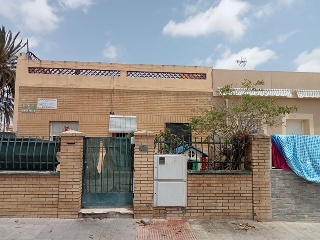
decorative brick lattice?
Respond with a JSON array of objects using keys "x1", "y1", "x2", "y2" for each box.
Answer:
[
  {"x1": 28, "y1": 67, "x2": 120, "y2": 77},
  {"x1": 127, "y1": 71, "x2": 206, "y2": 79}
]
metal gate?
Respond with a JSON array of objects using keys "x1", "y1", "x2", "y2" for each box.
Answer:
[{"x1": 82, "y1": 137, "x2": 134, "y2": 207}]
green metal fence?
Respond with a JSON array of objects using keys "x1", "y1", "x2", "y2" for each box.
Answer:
[
  {"x1": 155, "y1": 136, "x2": 249, "y2": 171},
  {"x1": 0, "y1": 132, "x2": 16, "y2": 138},
  {"x1": 0, "y1": 134, "x2": 60, "y2": 171},
  {"x1": 82, "y1": 137, "x2": 134, "y2": 207}
]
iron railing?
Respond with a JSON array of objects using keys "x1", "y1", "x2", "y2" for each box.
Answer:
[
  {"x1": 26, "y1": 51, "x2": 40, "y2": 60},
  {"x1": 154, "y1": 137, "x2": 249, "y2": 171},
  {"x1": 0, "y1": 134, "x2": 60, "y2": 171}
]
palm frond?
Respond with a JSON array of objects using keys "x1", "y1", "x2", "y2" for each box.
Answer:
[{"x1": 0, "y1": 25, "x2": 26, "y2": 125}]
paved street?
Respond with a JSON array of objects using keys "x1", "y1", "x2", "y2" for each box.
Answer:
[{"x1": 1, "y1": 218, "x2": 320, "y2": 240}]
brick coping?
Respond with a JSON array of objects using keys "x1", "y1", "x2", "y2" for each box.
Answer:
[{"x1": 187, "y1": 170, "x2": 252, "y2": 175}]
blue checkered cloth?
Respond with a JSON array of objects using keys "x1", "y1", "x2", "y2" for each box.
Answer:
[{"x1": 271, "y1": 135, "x2": 320, "y2": 183}]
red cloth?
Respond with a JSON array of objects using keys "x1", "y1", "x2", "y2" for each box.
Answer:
[{"x1": 272, "y1": 142, "x2": 291, "y2": 171}]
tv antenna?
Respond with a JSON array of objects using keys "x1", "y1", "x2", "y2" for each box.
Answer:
[{"x1": 235, "y1": 57, "x2": 247, "y2": 67}]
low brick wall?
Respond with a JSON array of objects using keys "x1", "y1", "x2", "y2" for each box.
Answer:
[
  {"x1": 271, "y1": 169, "x2": 320, "y2": 221},
  {"x1": 152, "y1": 173, "x2": 253, "y2": 219},
  {"x1": 186, "y1": 173, "x2": 253, "y2": 219},
  {"x1": 0, "y1": 172, "x2": 60, "y2": 217},
  {"x1": 134, "y1": 133, "x2": 271, "y2": 220},
  {"x1": 0, "y1": 131, "x2": 85, "y2": 219}
]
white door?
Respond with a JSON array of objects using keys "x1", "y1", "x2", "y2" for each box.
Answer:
[{"x1": 286, "y1": 119, "x2": 304, "y2": 135}]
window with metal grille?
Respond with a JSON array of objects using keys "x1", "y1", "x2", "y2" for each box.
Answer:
[{"x1": 112, "y1": 133, "x2": 129, "y2": 137}]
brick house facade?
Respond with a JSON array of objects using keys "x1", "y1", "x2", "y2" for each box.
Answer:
[
  {"x1": 14, "y1": 53, "x2": 320, "y2": 138},
  {"x1": 2, "y1": 53, "x2": 319, "y2": 221}
]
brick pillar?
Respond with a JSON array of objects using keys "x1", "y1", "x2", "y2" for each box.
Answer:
[
  {"x1": 58, "y1": 131, "x2": 85, "y2": 218},
  {"x1": 134, "y1": 130, "x2": 155, "y2": 219},
  {"x1": 249, "y1": 135, "x2": 272, "y2": 221}
]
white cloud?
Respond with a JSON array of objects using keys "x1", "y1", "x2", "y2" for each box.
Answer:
[
  {"x1": 103, "y1": 42, "x2": 119, "y2": 60},
  {"x1": 294, "y1": 48, "x2": 320, "y2": 72},
  {"x1": 194, "y1": 55, "x2": 215, "y2": 66},
  {"x1": 59, "y1": 0, "x2": 94, "y2": 13},
  {"x1": 254, "y1": 3, "x2": 273, "y2": 18},
  {"x1": 0, "y1": 0, "x2": 61, "y2": 34},
  {"x1": 163, "y1": 0, "x2": 250, "y2": 40},
  {"x1": 261, "y1": 30, "x2": 299, "y2": 48},
  {"x1": 0, "y1": 0, "x2": 93, "y2": 35},
  {"x1": 25, "y1": 36, "x2": 41, "y2": 49},
  {"x1": 255, "y1": 0, "x2": 298, "y2": 18},
  {"x1": 278, "y1": 0, "x2": 297, "y2": 6},
  {"x1": 0, "y1": 1, "x2": 16, "y2": 19},
  {"x1": 21, "y1": 0, "x2": 61, "y2": 33},
  {"x1": 184, "y1": 0, "x2": 213, "y2": 16},
  {"x1": 276, "y1": 30, "x2": 298, "y2": 43},
  {"x1": 196, "y1": 47, "x2": 277, "y2": 70}
]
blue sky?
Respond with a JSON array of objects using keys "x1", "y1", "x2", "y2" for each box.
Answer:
[{"x1": 1, "y1": 0, "x2": 320, "y2": 72}]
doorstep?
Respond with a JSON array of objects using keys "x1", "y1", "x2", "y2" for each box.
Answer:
[{"x1": 79, "y1": 206, "x2": 134, "y2": 219}]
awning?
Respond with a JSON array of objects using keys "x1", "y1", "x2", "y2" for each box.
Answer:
[
  {"x1": 109, "y1": 115, "x2": 137, "y2": 133},
  {"x1": 296, "y1": 90, "x2": 320, "y2": 98},
  {"x1": 218, "y1": 88, "x2": 292, "y2": 97}
]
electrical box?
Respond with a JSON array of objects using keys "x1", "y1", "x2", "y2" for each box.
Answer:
[{"x1": 153, "y1": 155, "x2": 187, "y2": 207}]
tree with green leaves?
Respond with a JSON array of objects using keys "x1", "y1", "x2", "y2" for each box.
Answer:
[
  {"x1": 0, "y1": 26, "x2": 26, "y2": 130},
  {"x1": 154, "y1": 128, "x2": 186, "y2": 154},
  {"x1": 190, "y1": 79, "x2": 297, "y2": 141},
  {"x1": 188, "y1": 79, "x2": 297, "y2": 170}
]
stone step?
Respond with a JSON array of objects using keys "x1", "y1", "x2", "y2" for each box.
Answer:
[{"x1": 79, "y1": 207, "x2": 134, "y2": 219}]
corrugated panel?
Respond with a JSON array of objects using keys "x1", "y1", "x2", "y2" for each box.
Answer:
[
  {"x1": 109, "y1": 115, "x2": 137, "y2": 133},
  {"x1": 218, "y1": 88, "x2": 292, "y2": 97},
  {"x1": 296, "y1": 90, "x2": 320, "y2": 98}
]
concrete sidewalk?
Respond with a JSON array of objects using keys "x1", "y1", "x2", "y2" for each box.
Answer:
[
  {"x1": 1, "y1": 218, "x2": 320, "y2": 240},
  {"x1": 0, "y1": 218, "x2": 136, "y2": 240},
  {"x1": 189, "y1": 219, "x2": 320, "y2": 240}
]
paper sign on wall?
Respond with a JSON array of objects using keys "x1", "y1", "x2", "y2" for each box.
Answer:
[{"x1": 37, "y1": 98, "x2": 57, "y2": 109}]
